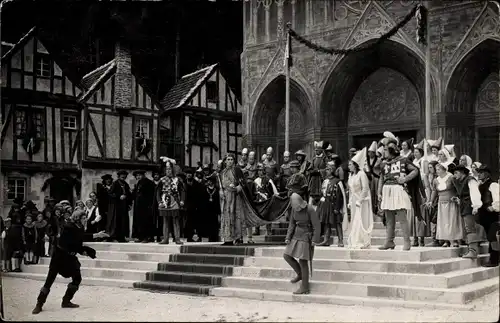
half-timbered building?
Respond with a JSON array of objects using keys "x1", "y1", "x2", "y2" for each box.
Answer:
[
  {"x1": 1, "y1": 27, "x2": 83, "y2": 214},
  {"x1": 77, "y1": 41, "x2": 161, "y2": 200},
  {"x1": 160, "y1": 64, "x2": 243, "y2": 168}
]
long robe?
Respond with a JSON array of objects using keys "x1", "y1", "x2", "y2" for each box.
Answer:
[
  {"x1": 132, "y1": 177, "x2": 156, "y2": 239},
  {"x1": 106, "y1": 179, "x2": 133, "y2": 240},
  {"x1": 183, "y1": 179, "x2": 205, "y2": 239},
  {"x1": 219, "y1": 166, "x2": 247, "y2": 241},
  {"x1": 199, "y1": 186, "x2": 220, "y2": 241},
  {"x1": 96, "y1": 183, "x2": 112, "y2": 231}
]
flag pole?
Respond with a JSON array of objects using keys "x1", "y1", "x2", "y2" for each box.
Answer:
[{"x1": 285, "y1": 23, "x2": 291, "y2": 153}]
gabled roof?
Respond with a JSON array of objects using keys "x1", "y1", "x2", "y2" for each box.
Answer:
[
  {"x1": 1, "y1": 26, "x2": 37, "y2": 64},
  {"x1": 160, "y1": 63, "x2": 218, "y2": 111},
  {"x1": 77, "y1": 59, "x2": 117, "y2": 103}
]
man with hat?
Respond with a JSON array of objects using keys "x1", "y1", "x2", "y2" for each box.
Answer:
[
  {"x1": 131, "y1": 170, "x2": 156, "y2": 243},
  {"x1": 184, "y1": 166, "x2": 205, "y2": 242},
  {"x1": 476, "y1": 164, "x2": 499, "y2": 266},
  {"x1": 96, "y1": 174, "x2": 113, "y2": 232},
  {"x1": 106, "y1": 170, "x2": 132, "y2": 243},
  {"x1": 32, "y1": 210, "x2": 109, "y2": 315},
  {"x1": 295, "y1": 150, "x2": 311, "y2": 177},
  {"x1": 378, "y1": 131, "x2": 422, "y2": 251},
  {"x1": 450, "y1": 164, "x2": 487, "y2": 259},
  {"x1": 284, "y1": 160, "x2": 308, "y2": 200},
  {"x1": 308, "y1": 141, "x2": 329, "y2": 204}
]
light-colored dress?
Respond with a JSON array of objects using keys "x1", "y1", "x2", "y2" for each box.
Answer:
[
  {"x1": 435, "y1": 174, "x2": 464, "y2": 240},
  {"x1": 347, "y1": 171, "x2": 374, "y2": 249}
]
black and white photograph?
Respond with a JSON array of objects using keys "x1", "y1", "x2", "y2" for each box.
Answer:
[{"x1": 0, "y1": 0, "x2": 499, "y2": 321}]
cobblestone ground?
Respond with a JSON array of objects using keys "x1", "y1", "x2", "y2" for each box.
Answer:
[{"x1": 3, "y1": 278, "x2": 499, "y2": 322}]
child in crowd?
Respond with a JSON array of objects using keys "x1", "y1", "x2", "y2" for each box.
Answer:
[
  {"x1": 3, "y1": 215, "x2": 24, "y2": 272},
  {"x1": 84, "y1": 198, "x2": 101, "y2": 236},
  {"x1": 74, "y1": 200, "x2": 86, "y2": 211},
  {"x1": 22, "y1": 214, "x2": 38, "y2": 265},
  {"x1": 34, "y1": 213, "x2": 48, "y2": 263}
]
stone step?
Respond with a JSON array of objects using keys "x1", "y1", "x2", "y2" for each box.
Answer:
[
  {"x1": 257, "y1": 236, "x2": 434, "y2": 245},
  {"x1": 220, "y1": 276, "x2": 499, "y2": 304},
  {"x1": 179, "y1": 245, "x2": 256, "y2": 256},
  {"x1": 4, "y1": 272, "x2": 135, "y2": 288},
  {"x1": 133, "y1": 280, "x2": 214, "y2": 295},
  {"x1": 158, "y1": 262, "x2": 235, "y2": 275},
  {"x1": 209, "y1": 287, "x2": 474, "y2": 310},
  {"x1": 146, "y1": 271, "x2": 225, "y2": 285},
  {"x1": 37, "y1": 257, "x2": 159, "y2": 271},
  {"x1": 20, "y1": 264, "x2": 147, "y2": 281},
  {"x1": 85, "y1": 242, "x2": 183, "y2": 253},
  {"x1": 169, "y1": 253, "x2": 247, "y2": 266},
  {"x1": 231, "y1": 265, "x2": 498, "y2": 289},
  {"x1": 269, "y1": 228, "x2": 403, "y2": 236},
  {"x1": 254, "y1": 245, "x2": 490, "y2": 262},
  {"x1": 243, "y1": 255, "x2": 489, "y2": 274},
  {"x1": 90, "y1": 250, "x2": 173, "y2": 262},
  {"x1": 373, "y1": 222, "x2": 402, "y2": 230}
]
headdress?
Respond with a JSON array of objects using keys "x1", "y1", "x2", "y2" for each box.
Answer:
[
  {"x1": 261, "y1": 154, "x2": 267, "y2": 161},
  {"x1": 283, "y1": 151, "x2": 290, "y2": 157},
  {"x1": 438, "y1": 148, "x2": 455, "y2": 166},
  {"x1": 460, "y1": 155, "x2": 473, "y2": 169},
  {"x1": 402, "y1": 138, "x2": 414, "y2": 149},
  {"x1": 376, "y1": 146, "x2": 384, "y2": 156},
  {"x1": 380, "y1": 131, "x2": 399, "y2": 153},
  {"x1": 290, "y1": 193, "x2": 307, "y2": 212},
  {"x1": 325, "y1": 161, "x2": 336, "y2": 171},
  {"x1": 368, "y1": 141, "x2": 377, "y2": 152},
  {"x1": 427, "y1": 137, "x2": 443, "y2": 150},
  {"x1": 241, "y1": 148, "x2": 249, "y2": 155},
  {"x1": 443, "y1": 144, "x2": 456, "y2": 158},
  {"x1": 295, "y1": 150, "x2": 306, "y2": 156},
  {"x1": 314, "y1": 141, "x2": 324, "y2": 149},
  {"x1": 325, "y1": 144, "x2": 333, "y2": 152},
  {"x1": 257, "y1": 163, "x2": 264, "y2": 170},
  {"x1": 322, "y1": 141, "x2": 330, "y2": 150},
  {"x1": 414, "y1": 139, "x2": 425, "y2": 151},
  {"x1": 248, "y1": 151, "x2": 256, "y2": 158},
  {"x1": 266, "y1": 147, "x2": 273, "y2": 154},
  {"x1": 453, "y1": 164, "x2": 470, "y2": 175},
  {"x1": 472, "y1": 161, "x2": 482, "y2": 169},
  {"x1": 477, "y1": 164, "x2": 491, "y2": 174},
  {"x1": 351, "y1": 147, "x2": 367, "y2": 168},
  {"x1": 117, "y1": 170, "x2": 129, "y2": 176},
  {"x1": 132, "y1": 170, "x2": 146, "y2": 177},
  {"x1": 289, "y1": 160, "x2": 301, "y2": 168},
  {"x1": 160, "y1": 156, "x2": 177, "y2": 176}
]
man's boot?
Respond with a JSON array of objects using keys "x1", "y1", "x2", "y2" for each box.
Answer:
[
  {"x1": 159, "y1": 219, "x2": 170, "y2": 244},
  {"x1": 462, "y1": 242, "x2": 479, "y2": 259},
  {"x1": 283, "y1": 254, "x2": 302, "y2": 283},
  {"x1": 400, "y1": 211, "x2": 412, "y2": 251},
  {"x1": 336, "y1": 223, "x2": 344, "y2": 247},
  {"x1": 61, "y1": 283, "x2": 79, "y2": 308},
  {"x1": 419, "y1": 237, "x2": 425, "y2": 247},
  {"x1": 173, "y1": 218, "x2": 183, "y2": 245},
  {"x1": 379, "y1": 211, "x2": 396, "y2": 250},
  {"x1": 293, "y1": 260, "x2": 310, "y2": 294},
  {"x1": 317, "y1": 225, "x2": 331, "y2": 246},
  {"x1": 483, "y1": 243, "x2": 499, "y2": 267},
  {"x1": 412, "y1": 236, "x2": 419, "y2": 247},
  {"x1": 32, "y1": 287, "x2": 50, "y2": 314}
]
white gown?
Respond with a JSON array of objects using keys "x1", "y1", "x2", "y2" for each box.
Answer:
[{"x1": 347, "y1": 171, "x2": 374, "y2": 249}]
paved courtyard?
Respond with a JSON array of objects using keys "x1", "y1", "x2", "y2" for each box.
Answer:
[{"x1": 3, "y1": 278, "x2": 499, "y2": 322}]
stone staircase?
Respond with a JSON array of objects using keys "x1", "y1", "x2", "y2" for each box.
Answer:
[
  {"x1": 255, "y1": 221, "x2": 434, "y2": 245},
  {"x1": 5, "y1": 242, "x2": 182, "y2": 288},
  {"x1": 210, "y1": 244, "x2": 499, "y2": 310},
  {"x1": 133, "y1": 245, "x2": 258, "y2": 295}
]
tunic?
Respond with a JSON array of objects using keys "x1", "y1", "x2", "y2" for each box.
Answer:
[
  {"x1": 285, "y1": 173, "x2": 308, "y2": 199},
  {"x1": 244, "y1": 162, "x2": 258, "y2": 193},
  {"x1": 317, "y1": 177, "x2": 344, "y2": 225},
  {"x1": 434, "y1": 174, "x2": 463, "y2": 241},
  {"x1": 132, "y1": 177, "x2": 156, "y2": 238},
  {"x1": 284, "y1": 205, "x2": 321, "y2": 260},
  {"x1": 85, "y1": 206, "x2": 101, "y2": 235},
  {"x1": 253, "y1": 176, "x2": 279, "y2": 202},
  {"x1": 366, "y1": 156, "x2": 381, "y2": 215},
  {"x1": 308, "y1": 154, "x2": 327, "y2": 197},
  {"x1": 156, "y1": 176, "x2": 185, "y2": 217},
  {"x1": 263, "y1": 159, "x2": 279, "y2": 181},
  {"x1": 22, "y1": 223, "x2": 37, "y2": 252},
  {"x1": 219, "y1": 166, "x2": 246, "y2": 242},
  {"x1": 279, "y1": 162, "x2": 292, "y2": 192}
]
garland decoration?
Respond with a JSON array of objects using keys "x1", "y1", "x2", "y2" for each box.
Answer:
[{"x1": 287, "y1": 4, "x2": 420, "y2": 56}]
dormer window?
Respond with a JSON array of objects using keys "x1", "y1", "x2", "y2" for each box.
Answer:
[
  {"x1": 206, "y1": 81, "x2": 218, "y2": 102},
  {"x1": 36, "y1": 53, "x2": 51, "y2": 78}
]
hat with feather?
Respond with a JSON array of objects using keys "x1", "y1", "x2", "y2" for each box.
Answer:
[
  {"x1": 380, "y1": 131, "x2": 399, "y2": 153},
  {"x1": 322, "y1": 141, "x2": 330, "y2": 150}
]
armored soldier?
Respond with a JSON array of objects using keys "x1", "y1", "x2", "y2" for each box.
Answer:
[
  {"x1": 280, "y1": 151, "x2": 292, "y2": 192},
  {"x1": 238, "y1": 148, "x2": 249, "y2": 169},
  {"x1": 263, "y1": 147, "x2": 279, "y2": 181}
]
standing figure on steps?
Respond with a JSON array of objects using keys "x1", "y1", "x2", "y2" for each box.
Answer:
[
  {"x1": 131, "y1": 170, "x2": 156, "y2": 243},
  {"x1": 279, "y1": 151, "x2": 292, "y2": 193},
  {"x1": 308, "y1": 141, "x2": 329, "y2": 204},
  {"x1": 283, "y1": 193, "x2": 321, "y2": 295},
  {"x1": 156, "y1": 158, "x2": 185, "y2": 245},
  {"x1": 32, "y1": 210, "x2": 108, "y2": 315},
  {"x1": 378, "y1": 132, "x2": 420, "y2": 251},
  {"x1": 106, "y1": 170, "x2": 133, "y2": 243},
  {"x1": 263, "y1": 147, "x2": 279, "y2": 182},
  {"x1": 238, "y1": 148, "x2": 249, "y2": 169},
  {"x1": 317, "y1": 162, "x2": 345, "y2": 247}
]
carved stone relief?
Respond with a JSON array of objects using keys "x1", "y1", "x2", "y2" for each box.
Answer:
[
  {"x1": 475, "y1": 73, "x2": 500, "y2": 112},
  {"x1": 277, "y1": 102, "x2": 305, "y2": 134},
  {"x1": 349, "y1": 67, "x2": 420, "y2": 126},
  {"x1": 346, "y1": 4, "x2": 393, "y2": 48},
  {"x1": 444, "y1": 5, "x2": 499, "y2": 76}
]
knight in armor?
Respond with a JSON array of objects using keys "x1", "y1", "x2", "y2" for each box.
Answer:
[
  {"x1": 279, "y1": 151, "x2": 292, "y2": 192},
  {"x1": 317, "y1": 161, "x2": 345, "y2": 247},
  {"x1": 308, "y1": 141, "x2": 329, "y2": 204},
  {"x1": 156, "y1": 159, "x2": 185, "y2": 245},
  {"x1": 476, "y1": 165, "x2": 499, "y2": 267},
  {"x1": 238, "y1": 148, "x2": 249, "y2": 169},
  {"x1": 244, "y1": 151, "x2": 258, "y2": 192},
  {"x1": 378, "y1": 132, "x2": 422, "y2": 251},
  {"x1": 263, "y1": 147, "x2": 279, "y2": 181},
  {"x1": 32, "y1": 210, "x2": 108, "y2": 315}
]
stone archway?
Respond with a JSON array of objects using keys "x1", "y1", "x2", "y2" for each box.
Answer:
[
  {"x1": 250, "y1": 75, "x2": 314, "y2": 162},
  {"x1": 319, "y1": 39, "x2": 432, "y2": 158},
  {"x1": 445, "y1": 39, "x2": 500, "y2": 178}
]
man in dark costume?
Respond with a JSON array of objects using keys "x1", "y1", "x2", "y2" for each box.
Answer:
[
  {"x1": 308, "y1": 141, "x2": 329, "y2": 204},
  {"x1": 199, "y1": 174, "x2": 221, "y2": 242},
  {"x1": 476, "y1": 165, "x2": 499, "y2": 267},
  {"x1": 285, "y1": 160, "x2": 309, "y2": 199},
  {"x1": 132, "y1": 170, "x2": 156, "y2": 243},
  {"x1": 184, "y1": 167, "x2": 204, "y2": 242},
  {"x1": 279, "y1": 151, "x2": 292, "y2": 192},
  {"x1": 263, "y1": 146, "x2": 279, "y2": 182},
  {"x1": 32, "y1": 210, "x2": 108, "y2": 315},
  {"x1": 106, "y1": 170, "x2": 133, "y2": 242},
  {"x1": 96, "y1": 174, "x2": 113, "y2": 232},
  {"x1": 151, "y1": 170, "x2": 162, "y2": 242}
]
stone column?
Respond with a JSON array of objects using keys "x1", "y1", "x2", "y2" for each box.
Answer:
[
  {"x1": 114, "y1": 40, "x2": 133, "y2": 112},
  {"x1": 264, "y1": 0, "x2": 272, "y2": 42},
  {"x1": 252, "y1": 0, "x2": 258, "y2": 43},
  {"x1": 291, "y1": 0, "x2": 296, "y2": 29}
]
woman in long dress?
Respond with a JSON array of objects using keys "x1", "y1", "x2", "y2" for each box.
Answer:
[
  {"x1": 347, "y1": 148, "x2": 374, "y2": 249},
  {"x1": 412, "y1": 145, "x2": 430, "y2": 246},
  {"x1": 428, "y1": 163, "x2": 463, "y2": 247}
]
